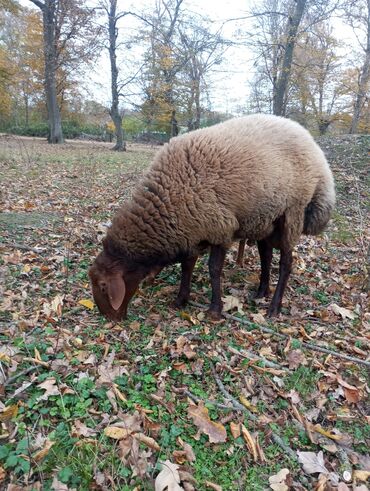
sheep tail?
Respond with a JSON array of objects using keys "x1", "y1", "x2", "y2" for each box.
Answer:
[{"x1": 303, "y1": 174, "x2": 335, "y2": 235}]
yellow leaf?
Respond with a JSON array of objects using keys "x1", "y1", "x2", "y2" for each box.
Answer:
[
  {"x1": 230, "y1": 422, "x2": 241, "y2": 439},
  {"x1": 0, "y1": 353, "x2": 10, "y2": 364},
  {"x1": 0, "y1": 404, "x2": 19, "y2": 422},
  {"x1": 34, "y1": 347, "x2": 42, "y2": 361},
  {"x1": 0, "y1": 464, "x2": 5, "y2": 484},
  {"x1": 179, "y1": 311, "x2": 197, "y2": 325},
  {"x1": 33, "y1": 440, "x2": 54, "y2": 462},
  {"x1": 241, "y1": 425, "x2": 258, "y2": 462},
  {"x1": 239, "y1": 396, "x2": 258, "y2": 413},
  {"x1": 104, "y1": 426, "x2": 130, "y2": 440},
  {"x1": 112, "y1": 384, "x2": 128, "y2": 403},
  {"x1": 23, "y1": 264, "x2": 31, "y2": 273},
  {"x1": 353, "y1": 470, "x2": 370, "y2": 482},
  {"x1": 78, "y1": 299, "x2": 95, "y2": 310}
]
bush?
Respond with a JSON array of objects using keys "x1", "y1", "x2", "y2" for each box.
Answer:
[{"x1": 5, "y1": 122, "x2": 106, "y2": 140}]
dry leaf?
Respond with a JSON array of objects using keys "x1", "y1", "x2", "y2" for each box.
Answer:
[
  {"x1": 188, "y1": 402, "x2": 227, "y2": 444},
  {"x1": 155, "y1": 460, "x2": 184, "y2": 491},
  {"x1": 353, "y1": 470, "x2": 370, "y2": 482},
  {"x1": 241, "y1": 425, "x2": 258, "y2": 462},
  {"x1": 33, "y1": 439, "x2": 54, "y2": 462},
  {"x1": 230, "y1": 422, "x2": 241, "y2": 439},
  {"x1": 78, "y1": 298, "x2": 95, "y2": 310},
  {"x1": 37, "y1": 378, "x2": 60, "y2": 401},
  {"x1": 329, "y1": 303, "x2": 356, "y2": 320},
  {"x1": 268, "y1": 468, "x2": 290, "y2": 491},
  {"x1": 297, "y1": 450, "x2": 328, "y2": 475},
  {"x1": 250, "y1": 312, "x2": 265, "y2": 324},
  {"x1": 134, "y1": 432, "x2": 160, "y2": 451},
  {"x1": 287, "y1": 350, "x2": 307, "y2": 369},
  {"x1": 71, "y1": 420, "x2": 97, "y2": 438},
  {"x1": 222, "y1": 295, "x2": 244, "y2": 314},
  {"x1": 0, "y1": 465, "x2": 6, "y2": 484},
  {"x1": 0, "y1": 404, "x2": 18, "y2": 422},
  {"x1": 205, "y1": 481, "x2": 223, "y2": 491},
  {"x1": 179, "y1": 311, "x2": 197, "y2": 325},
  {"x1": 104, "y1": 426, "x2": 130, "y2": 440}
]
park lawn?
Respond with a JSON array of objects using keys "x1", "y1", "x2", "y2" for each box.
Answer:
[{"x1": 0, "y1": 134, "x2": 369, "y2": 490}]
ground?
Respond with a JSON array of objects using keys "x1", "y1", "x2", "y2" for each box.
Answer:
[{"x1": 0, "y1": 133, "x2": 369, "y2": 491}]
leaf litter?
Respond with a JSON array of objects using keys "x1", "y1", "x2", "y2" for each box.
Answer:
[{"x1": 0, "y1": 135, "x2": 369, "y2": 490}]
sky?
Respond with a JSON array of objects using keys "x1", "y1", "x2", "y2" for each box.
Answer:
[
  {"x1": 23, "y1": 0, "x2": 359, "y2": 115},
  {"x1": 86, "y1": 0, "x2": 254, "y2": 113}
]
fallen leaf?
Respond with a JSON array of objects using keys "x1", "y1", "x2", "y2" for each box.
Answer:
[
  {"x1": 286, "y1": 350, "x2": 307, "y2": 369},
  {"x1": 104, "y1": 426, "x2": 130, "y2": 440},
  {"x1": 71, "y1": 420, "x2": 97, "y2": 438},
  {"x1": 230, "y1": 422, "x2": 241, "y2": 439},
  {"x1": 155, "y1": 460, "x2": 184, "y2": 491},
  {"x1": 179, "y1": 311, "x2": 197, "y2": 325},
  {"x1": 0, "y1": 465, "x2": 5, "y2": 484},
  {"x1": 188, "y1": 402, "x2": 227, "y2": 443},
  {"x1": 0, "y1": 404, "x2": 18, "y2": 422},
  {"x1": 33, "y1": 439, "x2": 54, "y2": 462},
  {"x1": 268, "y1": 468, "x2": 290, "y2": 491},
  {"x1": 353, "y1": 470, "x2": 370, "y2": 482},
  {"x1": 37, "y1": 378, "x2": 60, "y2": 401},
  {"x1": 78, "y1": 298, "x2": 95, "y2": 310},
  {"x1": 134, "y1": 432, "x2": 160, "y2": 451},
  {"x1": 241, "y1": 425, "x2": 258, "y2": 462},
  {"x1": 205, "y1": 481, "x2": 222, "y2": 491},
  {"x1": 250, "y1": 312, "x2": 265, "y2": 324},
  {"x1": 222, "y1": 295, "x2": 244, "y2": 314},
  {"x1": 297, "y1": 450, "x2": 328, "y2": 475},
  {"x1": 329, "y1": 303, "x2": 356, "y2": 320}
]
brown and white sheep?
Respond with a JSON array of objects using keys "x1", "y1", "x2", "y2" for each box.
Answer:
[{"x1": 89, "y1": 114, "x2": 335, "y2": 321}]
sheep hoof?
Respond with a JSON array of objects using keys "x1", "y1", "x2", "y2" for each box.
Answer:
[
  {"x1": 267, "y1": 305, "x2": 280, "y2": 317},
  {"x1": 255, "y1": 287, "x2": 270, "y2": 299},
  {"x1": 172, "y1": 297, "x2": 189, "y2": 309},
  {"x1": 206, "y1": 309, "x2": 223, "y2": 321}
]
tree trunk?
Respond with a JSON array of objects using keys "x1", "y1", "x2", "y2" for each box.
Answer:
[
  {"x1": 273, "y1": 0, "x2": 307, "y2": 116},
  {"x1": 42, "y1": 0, "x2": 64, "y2": 143},
  {"x1": 108, "y1": 0, "x2": 126, "y2": 151},
  {"x1": 350, "y1": 1, "x2": 370, "y2": 134}
]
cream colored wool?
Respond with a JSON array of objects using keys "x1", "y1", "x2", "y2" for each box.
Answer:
[{"x1": 108, "y1": 114, "x2": 335, "y2": 262}]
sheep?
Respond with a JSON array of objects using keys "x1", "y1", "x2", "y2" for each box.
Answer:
[{"x1": 89, "y1": 114, "x2": 335, "y2": 321}]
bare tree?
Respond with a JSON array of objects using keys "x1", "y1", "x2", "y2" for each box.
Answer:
[
  {"x1": 99, "y1": 0, "x2": 127, "y2": 150},
  {"x1": 343, "y1": 0, "x2": 370, "y2": 133},
  {"x1": 248, "y1": 0, "x2": 340, "y2": 117},
  {"x1": 179, "y1": 17, "x2": 228, "y2": 130}
]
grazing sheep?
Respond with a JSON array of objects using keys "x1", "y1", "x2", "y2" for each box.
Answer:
[{"x1": 89, "y1": 114, "x2": 335, "y2": 321}]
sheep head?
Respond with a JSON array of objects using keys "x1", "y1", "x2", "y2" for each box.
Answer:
[{"x1": 89, "y1": 250, "x2": 147, "y2": 321}]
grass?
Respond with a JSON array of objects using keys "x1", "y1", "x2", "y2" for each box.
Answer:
[{"x1": 0, "y1": 134, "x2": 369, "y2": 490}]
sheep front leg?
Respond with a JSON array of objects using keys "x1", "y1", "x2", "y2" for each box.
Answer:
[
  {"x1": 267, "y1": 248, "x2": 293, "y2": 316},
  {"x1": 208, "y1": 245, "x2": 226, "y2": 320},
  {"x1": 173, "y1": 256, "x2": 198, "y2": 308},
  {"x1": 256, "y1": 238, "x2": 273, "y2": 298}
]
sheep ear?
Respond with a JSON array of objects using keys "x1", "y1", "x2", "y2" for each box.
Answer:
[{"x1": 107, "y1": 273, "x2": 126, "y2": 311}]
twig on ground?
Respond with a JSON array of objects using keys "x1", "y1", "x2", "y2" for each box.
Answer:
[
  {"x1": 1, "y1": 242, "x2": 46, "y2": 254},
  {"x1": 4, "y1": 366, "x2": 39, "y2": 387},
  {"x1": 228, "y1": 345, "x2": 288, "y2": 371},
  {"x1": 189, "y1": 301, "x2": 370, "y2": 368}
]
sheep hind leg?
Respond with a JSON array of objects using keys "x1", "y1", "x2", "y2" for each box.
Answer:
[
  {"x1": 255, "y1": 238, "x2": 273, "y2": 298},
  {"x1": 173, "y1": 256, "x2": 198, "y2": 308},
  {"x1": 267, "y1": 246, "x2": 293, "y2": 317},
  {"x1": 207, "y1": 244, "x2": 227, "y2": 320},
  {"x1": 236, "y1": 239, "x2": 246, "y2": 266}
]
